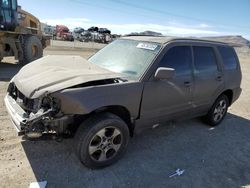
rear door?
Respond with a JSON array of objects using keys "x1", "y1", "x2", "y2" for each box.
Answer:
[
  {"x1": 140, "y1": 45, "x2": 194, "y2": 123},
  {"x1": 192, "y1": 45, "x2": 225, "y2": 111}
]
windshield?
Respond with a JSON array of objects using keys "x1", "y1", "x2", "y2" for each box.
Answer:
[
  {"x1": 89, "y1": 39, "x2": 161, "y2": 78},
  {"x1": 1, "y1": 0, "x2": 11, "y2": 8}
]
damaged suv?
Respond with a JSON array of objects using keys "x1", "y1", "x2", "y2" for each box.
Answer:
[{"x1": 4, "y1": 36, "x2": 242, "y2": 168}]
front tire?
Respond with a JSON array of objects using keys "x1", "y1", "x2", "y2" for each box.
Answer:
[
  {"x1": 75, "y1": 113, "x2": 130, "y2": 169},
  {"x1": 204, "y1": 95, "x2": 229, "y2": 126}
]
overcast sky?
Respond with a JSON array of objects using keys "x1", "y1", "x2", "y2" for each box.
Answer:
[{"x1": 19, "y1": 0, "x2": 250, "y2": 39}]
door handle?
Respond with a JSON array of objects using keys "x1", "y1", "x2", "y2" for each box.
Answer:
[
  {"x1": 184, "y1": 81, "x2": 191, "y2": 87},
  {"x1": 216, "y1": 76, "x2": 222, "y2": 81}
]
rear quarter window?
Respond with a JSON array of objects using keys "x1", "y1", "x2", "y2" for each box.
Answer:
[{"x1": 218, "y1": 46, "x2": 238, "y2": 70}]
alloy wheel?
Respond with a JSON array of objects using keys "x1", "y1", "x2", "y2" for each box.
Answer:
[
  {"x1": 213, "y1": 99, "x2": 227, "y2": 122},
  {"x1": 88, "y1": 126, "x2": 122, "y2": 162}
]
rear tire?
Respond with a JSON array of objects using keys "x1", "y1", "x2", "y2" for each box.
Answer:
[
  {"x1": 74, "y1": 113, "x2": 130, "y2": 169},
  {"x1": 204, "y1": 95, "x2": 229, "y2": 126},
  {"x1": 22, "y1": 36, "x2": 43, "y2": 64}
]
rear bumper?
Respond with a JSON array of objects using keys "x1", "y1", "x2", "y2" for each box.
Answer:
[{"x1": 4, "y1": 94, "x2": 26, "y2": 136}]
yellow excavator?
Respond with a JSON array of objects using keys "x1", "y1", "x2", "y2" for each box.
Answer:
[{"x1": 0, "y1": 0, "x2": 49, "y2": 64}]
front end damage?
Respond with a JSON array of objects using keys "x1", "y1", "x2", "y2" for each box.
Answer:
[{"x1": 4, "y1": 82, "x2": 72, "y2": 138}]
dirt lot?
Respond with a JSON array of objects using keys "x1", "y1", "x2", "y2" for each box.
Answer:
[{"x1": 0, "y1": 43, "x2": 250, "y2": 188}]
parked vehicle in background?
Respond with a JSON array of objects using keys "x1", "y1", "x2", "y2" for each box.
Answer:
[
  {"x1": 0, "y1": 0, "x2": 50, "y2": 64},
  {"x1": 55, "y1": 25, "x2": 74, "y2": 41},
  {"x1": 73, "y1": 27, "x2": 84, "y2": 41},
  {"x1": 88, "y1": 26, "x2": 99, "y2": 32},
  {"x1": 90, "y1": 32, "x2": 112, "y2": 43},
  {"x1": 98, "y1": 28, "x2": 111, "y2": 34},
  {"x1": 41, "y1": 23, "x2": 56, "y2": 36},
  {"x1": 4, "y1": 36, "x2": 242, "y2": 169},
  {"x1": 73, "y1": 26, "x2": 112, "y2": 43}
]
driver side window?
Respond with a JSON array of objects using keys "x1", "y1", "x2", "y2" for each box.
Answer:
[{"x1": 158, "y1": 46, "x2": 192, "y2": 76}]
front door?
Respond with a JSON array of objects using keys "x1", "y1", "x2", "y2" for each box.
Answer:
[{"x1": 140, "y1": 45, "x2": 193, "y2": 124}]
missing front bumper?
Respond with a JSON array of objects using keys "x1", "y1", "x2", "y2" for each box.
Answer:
[
  {"x1": 4, "y1": 94, "x2": 52, "y2": 136},
  {"x1": 4, "y1": 95, "x2": 26, "y2": 136},
  {"x1": 4, "y1": 94, "x2": 73, "y2": 137}
]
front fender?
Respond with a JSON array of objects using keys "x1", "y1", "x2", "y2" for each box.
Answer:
[{"x1": 52, "y1": 82, "x2": 143, "y2": 118}]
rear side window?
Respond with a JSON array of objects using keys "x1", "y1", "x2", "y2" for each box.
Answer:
[
  {"x1": 159, "y1": 46, "x2": 192, "y2": 75},
  {"x1": 218, "y1": 46, "x2": 238, "y2": 70},
  {"x1": 193, "y1": 46, "x2": 218, "y2": 73}
]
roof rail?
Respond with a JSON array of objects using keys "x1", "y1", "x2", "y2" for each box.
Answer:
[{"x1": 124, "y1": 34, "x2": 163, "y2": 37}]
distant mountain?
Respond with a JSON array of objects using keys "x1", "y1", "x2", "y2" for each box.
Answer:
[
  {"x1": 202, "y1": 35, "x2": 250, "y2": 47},
  {"x1": 126, "y1": 30, "x2": 163, "y2": 36}
]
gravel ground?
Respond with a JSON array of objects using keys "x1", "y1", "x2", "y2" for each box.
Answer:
[{"x1": 0, "y1": 44, "x2": 250, "y2": 188}]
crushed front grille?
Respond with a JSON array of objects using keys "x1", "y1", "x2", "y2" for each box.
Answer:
[{"x1": 9, "y1": 83, "x2": 36, "y2": 112}]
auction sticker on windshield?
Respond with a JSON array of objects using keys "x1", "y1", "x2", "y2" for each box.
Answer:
[{"x1": 136, "y1": 43, "x2": 158, "y2": 51}]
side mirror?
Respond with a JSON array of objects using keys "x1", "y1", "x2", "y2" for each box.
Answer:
[{"x1": 154, "y1": 67, "x2": 175, "y2": 80}]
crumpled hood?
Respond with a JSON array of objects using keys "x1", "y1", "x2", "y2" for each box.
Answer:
[{"x1": 13, "y1": 55, "x2": 122, "y2": 99}]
